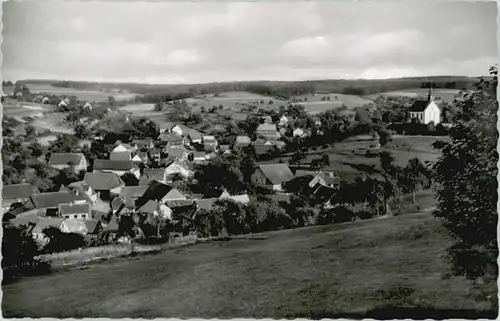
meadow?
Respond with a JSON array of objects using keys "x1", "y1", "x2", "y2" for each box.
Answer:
[
  {"x1": 25, "y1": 83, "x2": 138, "y2": 102},
  {"x1": 3, "y1": 210, "x2": 495, "y2": 318}
]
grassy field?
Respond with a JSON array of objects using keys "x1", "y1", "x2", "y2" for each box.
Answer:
[
  {"x1": 25, "y1": 83, "x2": 137, "y2": 102},
  {"x1": 3, "y1": 211, "x2": 496, "y2": 318}
]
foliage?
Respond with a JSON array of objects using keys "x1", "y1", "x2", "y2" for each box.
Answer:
[
  {"x1": 2, "y1": 225, "x2": 50, "y2": 284},
  {"x1": 432, "y1": 66, "x2": 498, "y2": 280},
  {"x1": 42, "y1": 227, "x2": 86, "y2": 254}
]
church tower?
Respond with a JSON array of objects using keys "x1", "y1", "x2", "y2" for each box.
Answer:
[{"x1": 427, "y1": 87, "x2": 433, "y2": 102}]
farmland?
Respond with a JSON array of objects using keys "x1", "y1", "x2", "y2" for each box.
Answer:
[
  {"x1": 366, "y1": 88, "x2": 467, "y2": 104},
  {"x1": 3, "y1": 210, "x2": 496, "y2": 318},
  {"x1": 24, "y1": 83, "x2": 138, "y2": 102}
]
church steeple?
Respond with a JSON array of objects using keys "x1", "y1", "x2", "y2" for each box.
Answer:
[{"x1": 427, "y1": 87, "x2": 433, "y2": 102}]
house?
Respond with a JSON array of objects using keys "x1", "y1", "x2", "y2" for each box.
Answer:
[
  {"x1": 218, "y1": 190, "x2": 250, "y2": 205},
  {"x1": 110, "y1": 151, "x2": 132, "y2": 161},
  {"x1": 309, "y1": 172, "x2": 340, "y2": 189},
  {"x1": 83, "y1": 102, "x2": 93, "y2": 110},
  {"x1": 252, "y1": 164, "x2": 294, "y2": 191},
  {"x1": 29, "y1": 191, "x2": 88, "y2": 216},
  {"x1": 2, "y1": 184, "x2": 39, "y2": 213},
  {"x1": 203, "y1": 136, "x2": 218, "y2": 151},
  {"x1": 256, "y1": 123, "x2": 280, "y2": 141},
  {"x1": 234, "y1": 135, "x2": 251, "y2": 148},
  {"x1": 158, "y1": 132, "x2": 185, "y2": 147},
  {"x1": 171, "y1": 125, "x2": 202, "y2": 145},
  {"x1": 132, "y1": 151, "x2": 149, "y2": 164},
  {"x1": 83, "y1": 172, "x2": 125, "y2": 199},
  {"x1": 409, "y1": 89, "x2": 441, "y2": 125},
  {"x1": 137, "y1": 200, "x2": 173, "y2": 219},
  {"x1": 165, "y1": 161, "x2": 193, "y2": 181},
  {"x1": 60, "y1": 218, "x2": 101, "y2": 235},
  {"x1": 58, "y1": 202, "x2": 92, "y2": 220},
  {"x1": 67, "y1": 181, "x2": 98, "y2": 204},
  {"x1": 135, "y1": 181, "x2": 183, "y2": 210},
  {"x1": 49, "y1": 153, "x2": 88, "y2": 173},
  {"x1": 193, "y1": 151, "x2": 207, "y2": 164},
  {"x1": 8, "y1": 209, "x2": 47, "y2": 228},
  {"x1": 112, "y1": 142, "x2": 134, "y2": 153},
  {"x1": 119, "y1": 186, "x2": 149, "y2": 201},
  {"x1": 132, "y1": 138, "x2": 154, "y2": 150},
  {"x1": 279, "y1": 115, "x2": 290, "y2": 127},
  {"x1": 58, "y1": 98, "x2": 70, "y2": 108},
  {"x1": 166, "y1": 146, "x2": 189, "y2": 162},
  {"x1": 149, "y1": 148, "x2": 162, "y2": 162},
  {"x1": 194, "y1": 198, "x2": 218, "y2": 212},
  {"x1": 141, "y1": 168, "x2": 167, "y2": 184},
  {"x1": 93, "y1": 159, "x2": 139, "y2": 178},
  {"x1": 158, "y1": 121, "x2": 176, "y2": 134},
  {"x1": 293, "y1": 128, "x2": 307, "y2": 138}
]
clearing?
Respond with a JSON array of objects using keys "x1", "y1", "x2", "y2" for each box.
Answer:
[{"x1": 2, "y1": 211, "x2": 496, "y2": 318}]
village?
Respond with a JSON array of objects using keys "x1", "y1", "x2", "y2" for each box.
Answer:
[{"x1": 2, "y1": 82, "x2": 451, "y2": 253}]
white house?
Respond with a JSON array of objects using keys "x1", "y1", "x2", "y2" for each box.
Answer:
[
  {"x1": 409, "y1": 90, "x2": 441, "y2": 125},
  {"x1": 279, "y1": 115, "x2": 290, "y2": 127},
  {"x1": 165, "y1": 161, "x2": 193, "y2": 180},
  {"x1": 293, "y1": 128, "x2": 307, "y2": 138}
]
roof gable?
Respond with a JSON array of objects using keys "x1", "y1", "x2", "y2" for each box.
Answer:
[
  {"x1": 84, "y1": 172, "x2": 124, "y2": 190},
  {"x1": 258, "y1": 164, "x2": 294, "y2": 185},
  {"x1": 93, "y1": 159, "x2": 133, "y2": 171},
  {"x1": 49, "y1": 153, "x2": 85, "y2": 166},
  {"x1": 409, "y1": 100, "x2": 431, "y2": 112},
  {"x1": 3, "y1": 184, "x2": 38, "y2": 200}
]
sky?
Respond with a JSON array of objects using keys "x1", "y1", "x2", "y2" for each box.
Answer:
[{"x1": 2, "y1": 1, "x2": 498, "y2": 84}]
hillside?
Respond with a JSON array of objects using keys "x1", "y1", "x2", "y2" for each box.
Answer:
[
  {"x1": 2, "y1": 211, "x2": 496, "y2": 318},
  {"x1": 14, "y1": 76, "x2": 480, "y2": 96}
]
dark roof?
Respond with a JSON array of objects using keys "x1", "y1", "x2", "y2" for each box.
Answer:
[
  {"x1": 2, "y1": 184, "x2": 38, "y2": 200},
  {"x1": 84, "y1": 172, "x2": 124, "y2": 190},
  {"x1": 93, "y1": 159, "x2": 133, "y2": 171},
  {"x1": 84, "y1": 219, "x2": 101, "y2": 234},
  {"x1": 258, "y1": 164, "x2": 294, "y2": 185},
  {"x1": 409, "y1": 100, "x2": 431, "y2": 112},
  {"x1": 135, "y1": 181, "x2": 173, "y2": 210},
  {"x1": 167, "y1": 146, "x2": 187, "y2": 158},
  {"x1": 254, "y1": 145, "x2": 274, "y2": 155},
  {"x1": 30, "y1": 192, "x2": 87, "y2": 209},
  {"x1": 158, "y1": 132, "x2": 183, "y2": 142},
  {"x1": 49, "y1": 153, "x2": 85, "y2": 166},
  {"x1": 138, "y1": 200, "x2": 159, "y2": 214},
  {"x1": 120, "y1": 186, "x2": 148, "y2": 199},
  {"x1": 132, "y1": 138, "x2": 153, "y2": 146},
  {"x1": 59, "y1": 202, "x2": 91, "y2": 215},
  {"x1": 110, "y1": 151, "x2": 132, "y2": 161},
  {"x1": 294, "y1": 170, "x2": 316, "y2": 177},
  {"x1": 195, "y1": 198, "x2": 217, "y2": 211}
]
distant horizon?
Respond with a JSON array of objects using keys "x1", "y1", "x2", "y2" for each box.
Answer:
[{"x1": 8, "y1": 74, "x2": 486, "y2": 87}]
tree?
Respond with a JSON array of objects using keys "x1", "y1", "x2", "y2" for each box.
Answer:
[
  {"x1": 432, "y1": 66, "x2": 498, "y2": 280},
  {"x1": 321, "y1": 154, "x2": 330, "y2": 167},
  {"x1": 122, "y1": 172, "x2": 139, "y2": 186},
  {"x1": 154, "y1": 101, "x2": 164, "y2": 111},
  {"x1": 398, "y1": 158, "x2": 431, "y2": 203}
]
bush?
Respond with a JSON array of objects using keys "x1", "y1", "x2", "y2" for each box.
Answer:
[{"x1": 2, "y1": 225, "x2": 51, "y2": 284}]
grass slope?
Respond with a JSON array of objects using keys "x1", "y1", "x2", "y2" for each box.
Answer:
[{"x1": 3, "y1": 212, "x2": 496, "y2": 318}]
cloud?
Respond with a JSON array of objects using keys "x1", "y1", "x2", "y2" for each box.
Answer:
[{"x1": 2, "y1": 1, "x2": 497, "y2": 83}]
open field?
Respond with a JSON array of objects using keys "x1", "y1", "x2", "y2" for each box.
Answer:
[
  {"x1": 3, "y1": 99, "x2": 54, "y2": 117},
  {"x1": 294, "y1": 93, "x2": 374, "y2": 111},
  {"x1": 3, "y1": 211, "x2": 495, "y2": 318},
  {"x1": 366, "y1": 88, "x2": 466, "y2": 104},
  {"x1": 24, "y1": 83, "x2": 138, "y2": 102}
]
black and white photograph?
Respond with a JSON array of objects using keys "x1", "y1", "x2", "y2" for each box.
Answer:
[{"x1": 1, "y1": 0, "x2": 498, "y2": 319}]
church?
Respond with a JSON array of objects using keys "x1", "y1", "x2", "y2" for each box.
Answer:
[{"x1": 408, "y1": 89, "x2": 442, "y2": 125}]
